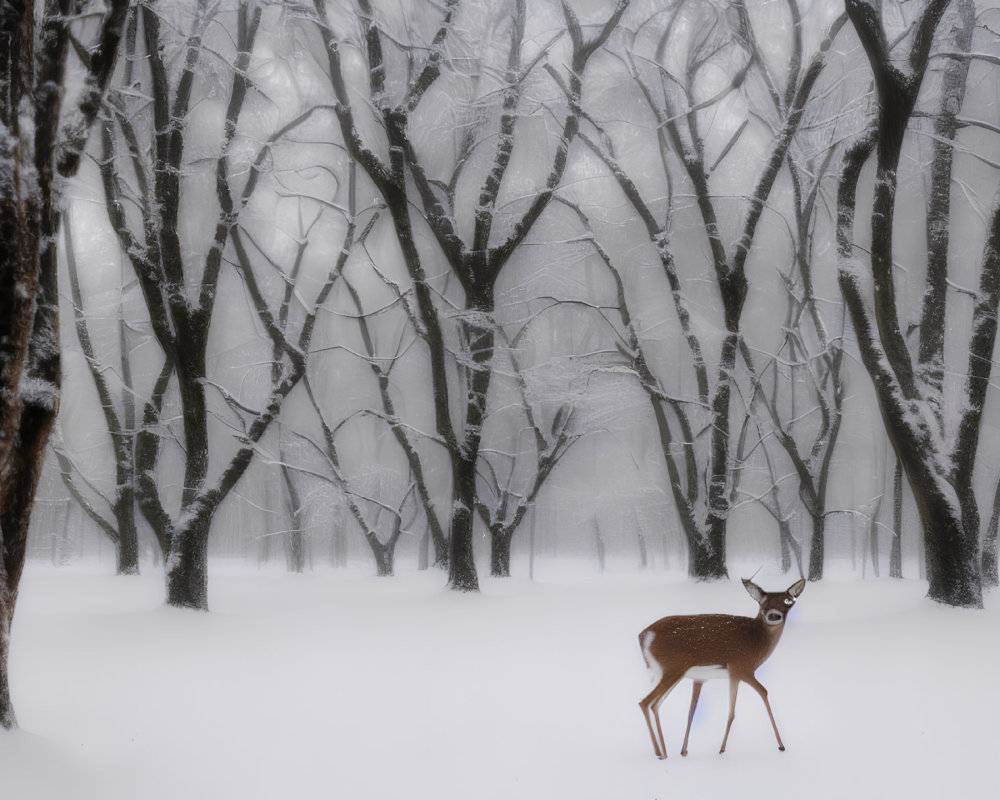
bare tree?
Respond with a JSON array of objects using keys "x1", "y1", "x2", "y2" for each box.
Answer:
[
  {"x1": 337, "y1": 233, "x2": 449, "y2": 570},
  {"x1": 296, "y1": 375, "x2": 419, "y2": 577},
  {"x1": 307, "y1": 0, "x2": 629, "y2": 590},
  {"x1": 740, "y1": 146, "x2": 848, "y2": 581},
  {"x1": 95, "y1": 0, "x2": 370, "y2": 607},
  {"x1": 838, "y1": 0, "x2": 994, "y2": 607},
  {"x1": 55, "y1": 210, "x2": 141, "y2": 575},
  {"x1": 1, "y1": 0, "x2": 127, "y2": 731},
  {"x1": 576, "y1": 1, "x2": 847, "y2": 577},
  {"x1": 476, "y1": 319, "x2": 583, "y2": 577}
]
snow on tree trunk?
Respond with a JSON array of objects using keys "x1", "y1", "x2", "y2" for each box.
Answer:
[
  {"x1": 0, "y1": 0, "x2": 128, "y2": 729},
  {"x1": 841, "y1": 0, "x2": 986, "y2": 608},
  {"x1": 166, "y1": 514, "x2": 211, "y2": 611}
]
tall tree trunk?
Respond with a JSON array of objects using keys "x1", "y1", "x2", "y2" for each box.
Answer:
[
  {"x1": 701, "y1": 332, "x2": 742, "y2": 580},
  {"x1": 840, "y1": 0, "x2": 983, "y2": 607},
  {"x1": 0, "y1": 0, "x2": 127, "y2": 729},
  {"x1": 447, "y1": 302, "x2": 495, "y2": 591}
]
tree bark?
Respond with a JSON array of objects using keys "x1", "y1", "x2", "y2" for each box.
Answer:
[
  {"x1": 0, "y1": 0, "x2": 127, "y2": 729},
  {"x1": 165, "y1": 514, "x2": 211, "y2": 610},
  {"x1": 490, "y1": 525, "x2": 514, "y2": 578},
  {"x1": 808, "y1": 513, "x2": 825, "y2": 583},
  {"x1": 842, "y1": 0, "x2": 984, "y2": 607}
]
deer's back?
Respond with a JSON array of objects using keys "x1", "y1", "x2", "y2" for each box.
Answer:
[{"x1": 640, "y1": 613, "x2": 774, "y2": 671}]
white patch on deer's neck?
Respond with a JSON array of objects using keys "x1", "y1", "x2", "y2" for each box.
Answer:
[{"x1": 763, "y1": 610, "x2": 785, "y2": 626}]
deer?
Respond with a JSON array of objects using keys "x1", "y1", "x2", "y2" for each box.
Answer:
[{"x1": 638, "y1": 577, "x2": 806, "y2": 758}]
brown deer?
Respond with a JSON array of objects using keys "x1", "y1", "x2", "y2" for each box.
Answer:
[{"x1": 638, "y1": 578, "x2": 805, "y2": 758}]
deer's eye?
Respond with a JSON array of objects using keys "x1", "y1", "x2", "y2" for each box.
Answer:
[{"x1": 784, "y1": 597, "x2": 794, "y2": 605}]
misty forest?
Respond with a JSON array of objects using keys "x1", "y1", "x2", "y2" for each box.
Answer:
[{"x1": 2, "y1": 0, "x2": 1000, "y2": 797}]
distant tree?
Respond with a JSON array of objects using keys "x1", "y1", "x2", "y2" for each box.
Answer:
[
  {"x1": 476, "y1": 320, "x2": 582, "y2": 577},
  {"x1": 1, "y1": 0, "x2": 127, "y2": 731},
  {"x1": 96, "y1": 0, "x2": 365, "y2": 607},
  {"x1": 740, "y1": 141, "x2": 847, "y2": 581},
  {"x1": 332, "y1": 208, "x2": 449, "y2": 571},
  {"x1": 307, "y1": 0, "x2": 629, "y2": 590},
  {"x1": 890, "y1": 457, "x2": 904, "y2": 579},
  {"x1": 296, "y1": 378, "x2": 418, "y2": 576},
  {"x1": 838, "y1": 0, "x2": 996, "y2": 607},
  {"x1": 55, "y1": 210, "x2": 141, "y2": 575},
  {"x1": 577, "y1": 1, "x2": 847, "y2": 578}
]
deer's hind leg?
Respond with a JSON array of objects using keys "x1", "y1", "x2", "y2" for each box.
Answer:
[
  {"x1": 639, "y1": 668, "x2": 685, "y2": 759},
  {"x1": 680, "y1": 680, "x2": 703, "y2": 756}
]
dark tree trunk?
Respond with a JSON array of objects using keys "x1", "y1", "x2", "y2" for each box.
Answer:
[
  {"x1": 165, "y1": 516, "x2": 210, "y2": 611},
  {"x1": 372, "y1": 543, "x2": 394, "y2": 577},
  {"x1": 982, "y1": 475, "x2": 1000, "y2": 588},
  {"x1": 779, "y1": 525, "x2": 792, "y2": 574},
  {"x1": 0, "y1": 603, "x2": 13, "y2": 729},
  {"x1": 0, "y1": 1, "x2": 45, "y2": 730},
  {"x1": 0, "y1": 0, "x2": 127, "y2": 729},
  {"x1": 447, "y1": 303, "x2": 495, "y2": 592},
  {"x1": 448, "y1": 461, "x2": 480, "y2": 591},
  {"x1": 917, "y1": 0, "x2": 974, "y2": 414},
  {"x1": 808, "y1": 513, "x2": 825, "y2": 582},
  {"x1": 914, "y1": 478, "x2": 981, "y2": 607},
  {"x1": 1, "y1": 403, "x2": 58, "y2": 728},
  {"x1": 840, "y1": 0, "x2": 983, "y2": 608},
  {"x1": 491, "y1": 525, "x2": 514, "y2": 578},
  {"x1": 115, "y1": 488, "x2": 140, "y2": 575},
  {"x1": 687, "y1": 534, "x2": 724, "y2": 580},
  {"x1": 286, "y1": 532, "x2": 305, "y2": 574}
]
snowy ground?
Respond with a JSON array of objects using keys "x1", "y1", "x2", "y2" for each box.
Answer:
[{"x1": 2, "y1": 561, "x2": 996, "y2": 799}]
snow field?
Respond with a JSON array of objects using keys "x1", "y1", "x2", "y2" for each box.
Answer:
[{"x1": 1, "y1": 562, "x2": 996, "y2": 799}]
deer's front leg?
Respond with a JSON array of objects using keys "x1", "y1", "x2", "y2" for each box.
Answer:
[
  {"x1": 719, "y1": 676, "x2": 740, "y2": 754},
  {"x1": 744, "y1": 674, "x2": 785, "y2": 751}
]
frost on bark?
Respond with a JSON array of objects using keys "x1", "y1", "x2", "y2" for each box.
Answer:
[
  {"x1": 839, "y1": 0, "x2": 987, "y2": 608},
  {"x1": 1, "y1": 0, "x2": 127, "y2": 730},
  {"x1": 96, "y1": 1, "x2": 268, "y2": 609}
]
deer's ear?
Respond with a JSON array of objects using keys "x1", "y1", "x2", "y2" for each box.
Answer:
[
  {"x1": 742, "y1": 578, "x2": 765, "y2": 603},
  {"x1": 787, "y1": 578, "x2": 806, "y2": 598}
]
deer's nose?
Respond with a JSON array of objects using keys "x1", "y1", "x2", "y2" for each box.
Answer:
[{"x1": 764, "y1": 610, "x2": 784, "y2": 625}]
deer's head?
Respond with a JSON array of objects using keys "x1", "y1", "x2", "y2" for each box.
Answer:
[{"x1": 743, "y1": 578, "x2": 806, "y2": 626}]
